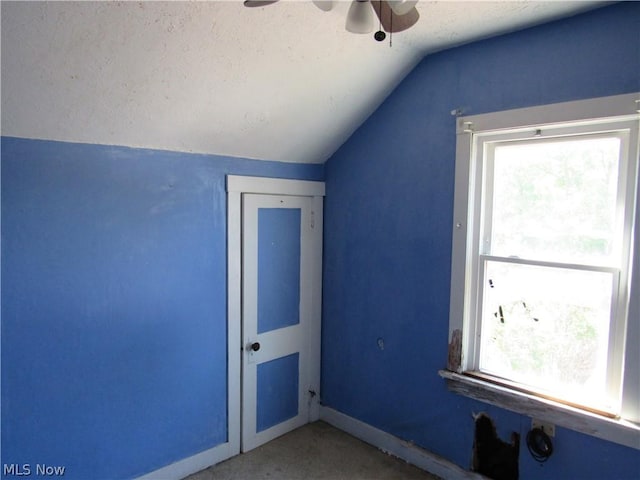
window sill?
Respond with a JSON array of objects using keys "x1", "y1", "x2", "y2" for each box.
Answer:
[{"x1": 438, "y1": 369, "x2": 640, "y2": 450}]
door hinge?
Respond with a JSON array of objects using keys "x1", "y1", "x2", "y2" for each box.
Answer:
[
  {"x1": 310, "y1": 210, "x2": 315, "y2": 229},
  {"x1": 308, "y1": 389, "x2": 317, "y2": 398}
]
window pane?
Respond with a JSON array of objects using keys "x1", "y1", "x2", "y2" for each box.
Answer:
[
  {"x1": 479, "y1": 260, "x2": 616, "y2": 410},
  {"x1": 489, "y1": 136, "x2": 621, "y2": 265}
]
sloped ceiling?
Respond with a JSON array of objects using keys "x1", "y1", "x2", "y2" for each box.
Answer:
[{"x1": 1, "y1": 1, "x2": 606, "y2": 163}]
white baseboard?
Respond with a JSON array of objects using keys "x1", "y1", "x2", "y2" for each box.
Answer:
[
  {"x1": 320, "y1": 406, "x2": 485, "y2": 480},
  {"x1": 135, "y1": 408, "x2": 483, "y2": 480},
  {"x1": 135, "y1": 442, "x2": 234, "y2": 480}
]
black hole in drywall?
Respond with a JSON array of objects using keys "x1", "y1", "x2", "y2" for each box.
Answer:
[{"x1": 472, "y1": 413, "x2": 520, "y2": 480}]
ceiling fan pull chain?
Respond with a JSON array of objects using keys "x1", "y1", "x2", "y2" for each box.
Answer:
[
  {"x1": 389, "y1": 6, "x2": 393, "y2": 47},
  {"x1": 374, "y1": 1, "x2": 387, "y2": 42}
]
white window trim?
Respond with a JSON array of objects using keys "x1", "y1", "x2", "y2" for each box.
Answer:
[{"x1": 443, "y1": 92, "x2": 640, "y2": 450}]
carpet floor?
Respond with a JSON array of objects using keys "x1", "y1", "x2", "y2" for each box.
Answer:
[{"x1": 184, "y1": 421, "x2": 441, "y2": 480}]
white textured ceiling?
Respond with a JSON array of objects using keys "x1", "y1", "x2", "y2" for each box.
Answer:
[{"x1": 1, "y1": 1, "x2": 606, "y2": 163}]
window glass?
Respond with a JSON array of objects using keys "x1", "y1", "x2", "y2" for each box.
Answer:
[
  {"x1": 488, "y1": 136, "x2": 621, "y2": 265},
  {"x1": 479, "y1": 260, "x2": 615, "y2": 410}
]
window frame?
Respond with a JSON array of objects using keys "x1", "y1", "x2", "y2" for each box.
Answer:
[
  {"x1": 443, "y1": 92, "x2": 640, "y2": 450},
  {"x1": 474, "y1": 126, "x2": 632, "y2": 414}
]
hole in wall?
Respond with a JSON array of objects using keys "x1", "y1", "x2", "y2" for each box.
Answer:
[{"x1": 472, "y1": 412, "x2": 520, "y2": 480}]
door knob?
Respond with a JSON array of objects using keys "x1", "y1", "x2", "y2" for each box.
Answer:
[{"x1": 250, "y1": 342, "x2": 260, "y2": 352}]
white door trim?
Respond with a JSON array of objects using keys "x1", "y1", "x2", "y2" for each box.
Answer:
[
  {"x1": 226, "y1": 175, "x2": 325, "y2": 457},
  {"x1": 227, "y1": 175, "x2": 325, "y2": 197}
]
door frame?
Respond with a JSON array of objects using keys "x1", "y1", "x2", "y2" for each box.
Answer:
[{"x1": 226, "y1": 175, "x2": 325, "y2": 456}]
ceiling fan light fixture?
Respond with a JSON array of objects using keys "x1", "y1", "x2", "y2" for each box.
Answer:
[
  {"x1": 243, "y1": 1, "x2": 279, "y2": 7},
  {"x1": 387, "y1": 0, "x2": 418, "y2": 16},
  {"x1": 312, "y1": 0, "x2": 333, "y2": 12},
  {"x1": 346, "y1": 0, "x2": 374, "y2": 34}
]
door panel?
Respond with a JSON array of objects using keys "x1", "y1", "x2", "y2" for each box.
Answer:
[
  {"x1": 241, "y1": 194, "x2": 314, "y2": 452},
  {"x1": 257, "y1": 208, "x2": 301, "y2": 333},
  {"x1": 256, "y1": 353, "x2": 300, "y2": 432}
]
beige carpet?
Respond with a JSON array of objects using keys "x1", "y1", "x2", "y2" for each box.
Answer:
[{"x1": 185, "y1": 421, "x2": 441, "y2": 480}]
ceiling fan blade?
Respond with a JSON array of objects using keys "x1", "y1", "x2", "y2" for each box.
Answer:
[
  {"x1": 312, "y1": 0, "x2": 333, "y2": 12},
  {"x1": 371, "y1": 0, "x2": 419, "y2": 33},
  {"x1": 243, "y1": 0, "x2": 279, "y2": 7}
]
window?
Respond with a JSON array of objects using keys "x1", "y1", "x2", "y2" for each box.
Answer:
[{"x1": 445, "y1": 93, "x2": 640, "y2": 449}]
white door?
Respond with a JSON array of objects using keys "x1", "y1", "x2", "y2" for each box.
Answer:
[{"x1": 240, "y1": 193, "x2": 322, "y2": 452}]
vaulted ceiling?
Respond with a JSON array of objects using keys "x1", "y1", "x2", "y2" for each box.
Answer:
[{"x1": 1, "y1": 1, "x2": 606, "y2": 163}]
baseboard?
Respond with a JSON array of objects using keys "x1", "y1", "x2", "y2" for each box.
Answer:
[
  {"x1": 135, "y1": 442, "x2": 234, "y2": 480},
  {"x1": 319, "y1": 406, "x2": 485, "y2": 480},
  {"x1": 135, "y1": 408, "x2": 483, "y2": 480}
]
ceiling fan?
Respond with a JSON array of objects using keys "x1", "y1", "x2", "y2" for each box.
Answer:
[{"x1": 243, "y1": 1, "x2": 420, "y2": 41}]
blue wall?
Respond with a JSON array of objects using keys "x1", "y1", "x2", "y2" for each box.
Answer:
[
  {"x1": 322, "y1": 3, "x2": 640, "y2": 479},
  {"x1": 0, "y1": 137, "x2": 322, "y2": 479}
]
